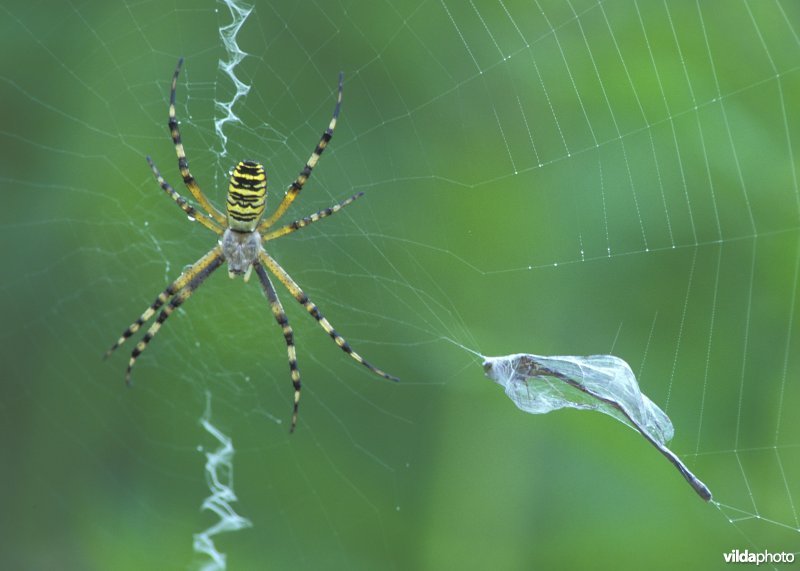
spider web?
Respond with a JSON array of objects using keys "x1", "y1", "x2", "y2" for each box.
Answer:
[{"x1": 1, "y1": 0, "x2": 799, "y2": 569}]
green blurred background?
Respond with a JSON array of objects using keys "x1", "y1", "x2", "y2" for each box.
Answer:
[{"x1": 1, "y1": 0, "x2": 799, "y2": 569}]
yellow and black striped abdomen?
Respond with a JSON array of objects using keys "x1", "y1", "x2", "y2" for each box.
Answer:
[{"x1": 227, "y1": 160, "x2": 267, "y2": 232}]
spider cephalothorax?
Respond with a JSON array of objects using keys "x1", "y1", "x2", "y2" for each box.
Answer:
[
  {"x1": 106, "y1": 58, "x2": 397, "y2": 432},
  {"x1": 221, "y1": 225, "x2": 261, "y2": 281}
]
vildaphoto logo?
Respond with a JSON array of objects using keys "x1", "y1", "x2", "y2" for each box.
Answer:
[{"x1": 723, "y1": 549, "x2": 795, "y2": 565}]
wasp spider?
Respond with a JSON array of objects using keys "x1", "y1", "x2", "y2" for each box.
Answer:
[{"x1": 106, "y1": 58, "x2": 398, "y2": 432}]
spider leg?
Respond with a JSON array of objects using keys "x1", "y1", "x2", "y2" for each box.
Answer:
[
  {"x1": 261, "y1": 192, "x2": 364, "y2": 242},
  {"x1": 253, "y1": 262, "x2": 303, "y2": 432},
  {"x1": 168, "y1": 57, "x2": 227, "y2": 225},
  {"x1": 123, "y1": 247, "x2": 224, "y2": 386},
  {"x1": 105, "y1": 247, "x2": 224, "y2": 358},
  {"x1": 258, "y1": 250, "x2": 399, "y2": 383},
  {"x1": 146, "y1": 156, "x2": 223, "y2": 234},
  {"x1": 258, "y1": 72, "x2": 344, "y2": 232}
]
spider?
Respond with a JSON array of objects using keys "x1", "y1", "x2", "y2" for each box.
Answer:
[{"x1": 105, "y1": 58, "x2": 398, "y2": 432}]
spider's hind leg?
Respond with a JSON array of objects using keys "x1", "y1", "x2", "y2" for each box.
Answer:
[
  {"x1": 258, "y1": 73, "x2": 344, "y2": 232},
  {"x1": 168, "y1": 58, "x2": 227, "y2": 225}
]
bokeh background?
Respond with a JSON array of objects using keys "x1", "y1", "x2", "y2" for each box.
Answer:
[{"x1": 2, "y1": 0, "x2": 799, "y2": 569}]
